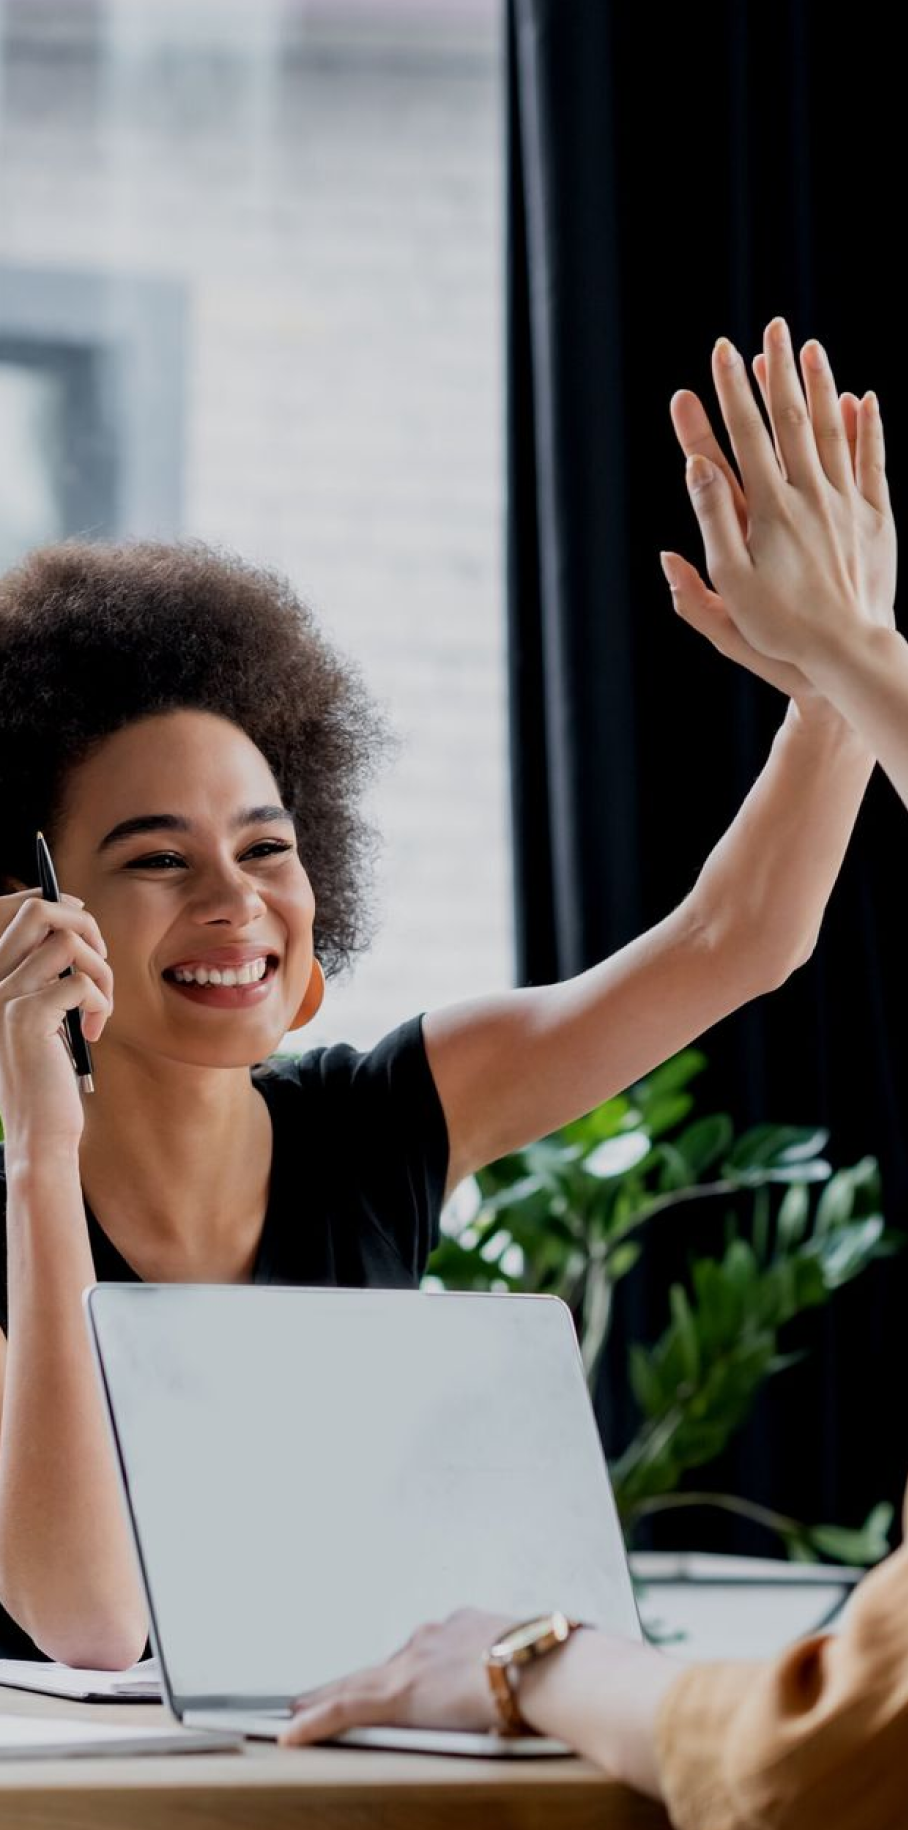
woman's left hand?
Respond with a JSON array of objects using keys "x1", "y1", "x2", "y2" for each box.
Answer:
[
  {"x1": 663, "y1": 383, "x2": 819, "y2": 707},
  {"x1": 663, "y1": 320, "x2": 897, "y2": 703},
  {"x1": 278, "y1": 1608, "x2": 513, "y2": 1745}
]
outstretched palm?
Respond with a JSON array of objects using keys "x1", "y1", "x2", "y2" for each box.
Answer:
[{"x1": 666, "y1": 355, "x2": 896, "y2": 706}]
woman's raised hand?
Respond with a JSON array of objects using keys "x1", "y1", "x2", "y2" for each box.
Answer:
[
  {"x1": 0, "y1": 889, "x2": 113, "y2": 1154},
  {"x1": 663, "y1": 318, "x2": 896, "y2": 697}
]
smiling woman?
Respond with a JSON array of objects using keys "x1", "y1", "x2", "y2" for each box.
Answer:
[
  {"x1": 0, "y1": 540, "x2": 384, "y2": 975},
  {"x1": 0, "y1": 541, "x2": 449, "y2": 1667}
]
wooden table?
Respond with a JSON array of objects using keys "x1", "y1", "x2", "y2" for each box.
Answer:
[{"x1": 0, "y1": 1685, "x2": 671, "y2": 1829}]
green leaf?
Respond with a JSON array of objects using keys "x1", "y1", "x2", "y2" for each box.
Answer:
[
  {"x1": 787, "y1": 1255, "x2": 828, "y2": 1312},
  {"x1": 783, "y1": 1535, "x2": 819, "y2": 1563},
  {"x1": 655, "y1": 1141, "x2": 695, "y2": 1194},
  {"x1": 668, "y1": 1285, "x2": 700, "y2": 1384},
  {"x1": 814, "y1": 1158, "x2": 880, "y2": 1233},
  {"x1": 604, "y1": 1241, "x2": 641, "y2": 1281},
  {"x1": 671, "y1": 1113, "x2": 735, "y2": 1179},
  {"x1": 776, "y1": 1182, "x2": 811, "y2": 1251},
  {"x1": 424, "y1": 1237, "x2": 506, "y2": 1290},
  {"x1": 723, "y1": 1237, "x2": 759, "y2": 1291},
  {"x1": 732, "y1": 1160, "x2": 832, "y2": 1188},
  {"x1": 474, "y1": 1154, "x2": 532, "y2": 1198},
  {"x1": 559, "y1": 1097, "x2": 633, "y2": 1150},
  {"x1": 478, "y1": 1172, "x2": 548, "y2": 1216},
  {"x1": 631, "y1": 1049, "x2": 708, "y2": 1099},
  {"x1": 804, "y1": 1216, "x2": 886, "y2": 1288},
  {"x1": 690, "y1": 1257, "x2": 741, "y2": 1350},
  {"x1": 636, "y1": 1092, "x2": 696, "y2": 1139},
  {"x1": 725, "y1": 1124, "x2": 829, "y2": 1172},
  {"x1": 584, "y1": 1132, "x2": 652, "y2": 1180},
  {"x1": 629, "y1": 1345, "x2": 663, "y2": 1416},
  {"x1": 774, "y1": 1129, "x2": 832, "y2": 1164},
  {"x1": 752, "y1": 1185, "x2": 771, "y2": 1265},
  {"x1": 806, "y1": 1503, "x2": 893, "y2": 1566}
]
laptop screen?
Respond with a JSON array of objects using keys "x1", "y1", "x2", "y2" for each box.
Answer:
[{"x1": 87, "y1": 1286, "x2": 641, "y2": 1708}]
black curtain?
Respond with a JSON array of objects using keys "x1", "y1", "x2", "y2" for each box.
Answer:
[{"x1": 508, "y1": 0, "x2": 908, "y2": 1551}]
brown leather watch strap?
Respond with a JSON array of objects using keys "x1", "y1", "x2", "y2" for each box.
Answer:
[
  {"x1": 483, "y1": 1612, "x2": 582, "y2": 1736},
  {"x1": 484, "y1": 1657, "x2": 526, "y2": 1735}
]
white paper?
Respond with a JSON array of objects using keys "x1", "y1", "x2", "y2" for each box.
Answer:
[
  {"x1": 0, "y1": 1656, "x2": 160, "y2": 1700},
  {"x1": 0, "y1": 1711, "x2": 238, "y2": 1759}
]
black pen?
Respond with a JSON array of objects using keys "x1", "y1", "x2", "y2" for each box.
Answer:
[{"x1": 36, "y1": 832, "x2": 95, "y2": 1095}]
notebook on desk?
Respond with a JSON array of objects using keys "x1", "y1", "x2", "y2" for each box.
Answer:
[
  {"x1": 85, "y1": 1285, "x2": 641, "y2": 1757},
  {"x1": 0, "y1": 1655, "x2": 160, "y2": 1703}
]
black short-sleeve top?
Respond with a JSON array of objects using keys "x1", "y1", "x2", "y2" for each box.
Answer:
[{"x1": 0, "y1": 1014, "x2": 449, "y2": 1657}]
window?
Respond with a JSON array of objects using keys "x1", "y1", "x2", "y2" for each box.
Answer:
[{"x1": 0, "y1": 0, "x2": 511, "y2": 1044}]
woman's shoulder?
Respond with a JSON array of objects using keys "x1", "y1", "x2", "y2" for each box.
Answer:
[
  {"x1": 261, "y1": 1008, "x2": 448, "y2": 1195},
  {"x1": 252, "y1": 1013, "x2": 449, "y2": 1287},
  {"x1": 254, "y1": 1012, "x2": 440, "y2": 1117}
]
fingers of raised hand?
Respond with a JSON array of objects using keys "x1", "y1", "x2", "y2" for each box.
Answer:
[
  {"x1": 839, "y1": 393, "x2": 860, "y2": 477},
  {"x1": 756, "y1": 358, "x2": 870, "y2": 500},
  {"x1": 4, "y1": 967, "x2": 113, "y2": 1049},
  {"x1": 0, "y1": 897, "x2": 107, "y2": 981},
  {"x1": 760, "y1": 318, "x2": 827, "y2": 494},
  {"x1": 750, "y1": 353, "x2": 788, "y2": 478},
  {"x1": 856, "y1": 391, "x2": 890, "y2": 515},
  {"x1": 53, "y1": 968, "x2": 113, "y2": 1044},
  {"x1": 710, "y1": 336, "x2": 780, "y2": 507},
  {"x1": 0, "y1": 886, "x2": 84, "y2": 923},
  {"x1": 669, "y1": 390, "x2": 748, "y2": 532},
  {"x1": 682, "y1": 453, "x2": 750, "y2": 593},
  {"x1": 667, "y1": 556, "x2": 811, "y2": 699},
  {"x1": 797, "y1": 338, "x2": 855, "y2": 492},
  {"x1": 660, "y1": 550, "x2": 717, "y2": 617},
  {"x1": 1, "y1": 927, "x2": 114, "y2": 1044}
]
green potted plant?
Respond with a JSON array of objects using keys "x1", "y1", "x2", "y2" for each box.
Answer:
[{"x1": 426, "y1": 1049, "x2": 898, "y2": 1565}]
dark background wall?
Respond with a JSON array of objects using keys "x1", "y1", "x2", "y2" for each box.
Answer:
[{"x1": 507, "y1": 0, "x2": 908, "y2": 1548}]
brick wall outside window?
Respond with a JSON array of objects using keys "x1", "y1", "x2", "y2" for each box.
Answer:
[{"x1": 0, "y1": 0, "x2": 511, "y2": 1049}]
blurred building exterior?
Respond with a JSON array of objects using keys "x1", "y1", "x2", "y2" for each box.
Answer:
[{"x1": 0, "y1": 0, "x2": 510, "y2": 1047}]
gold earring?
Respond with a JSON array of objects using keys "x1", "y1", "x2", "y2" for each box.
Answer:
[{"x1": 289, "y1": 959, "x2": 325, "y2": 1030}]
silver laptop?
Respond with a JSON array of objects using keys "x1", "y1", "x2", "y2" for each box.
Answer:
[{"x1": 85, "y1": 1285, "x2": 641, "y2": 1757}]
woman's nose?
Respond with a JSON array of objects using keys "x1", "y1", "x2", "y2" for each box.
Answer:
[{"x1": 190, "y1": 866, "x2": 267, "y2": 926}]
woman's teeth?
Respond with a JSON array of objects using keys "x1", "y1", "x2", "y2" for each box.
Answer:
[{"x1": 171, "y1": 958, "x2": 270, "y2": 987}]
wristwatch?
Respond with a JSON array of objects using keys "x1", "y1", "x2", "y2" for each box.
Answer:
[{"x1": 483, "y1": 1611, "x2": 582, "y2": 1735}]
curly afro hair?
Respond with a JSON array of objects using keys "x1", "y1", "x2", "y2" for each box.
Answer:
[{"x1": 0, "y1": 539, "x2": 388, "y2": 976}]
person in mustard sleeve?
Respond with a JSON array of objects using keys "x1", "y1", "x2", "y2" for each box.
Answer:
[{"x1": 279, "y1": 321, "x2": 908, "y2": 1830}]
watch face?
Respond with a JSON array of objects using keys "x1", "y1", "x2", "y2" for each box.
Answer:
[{"x1": 493, "y1": 1614, "x2": 562, "y2": 1659}]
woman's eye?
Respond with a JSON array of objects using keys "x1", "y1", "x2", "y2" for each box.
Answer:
[
  {"x1": 122, "y1": 841, "x2": 295, "y2": 871},
  {"x1": 124, "y1": 852, "x2": 187, "y2": 871},
  {"x1": 241, "y1": 840, "x2": 296, "y2": 861}
]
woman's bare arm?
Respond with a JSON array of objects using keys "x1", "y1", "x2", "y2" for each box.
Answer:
[
  {"x1": 792, "y1": 621, "x2": 908, "y2": 814},
  {"x1": 0, "y1": 1161, "x2": 147, "y2": 1669},
  {"x1": 425, "y1": 325, "x2": 892, "y2": 1192},
  {"x1": 425, "y1": 700, "x2": 872, "y2": 1193},
  {"x1": 0, "y1": 894, "x2": 146, "y2": 1668}
]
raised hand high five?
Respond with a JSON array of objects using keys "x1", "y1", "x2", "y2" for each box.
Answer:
[{"x1": 661, "y1": 318, "x2": 896, "y2": 710}]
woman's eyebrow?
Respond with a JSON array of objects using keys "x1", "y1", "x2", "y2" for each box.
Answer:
[{"x1": 97, "y1": 806, "x2": 292, "y2": 853}]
